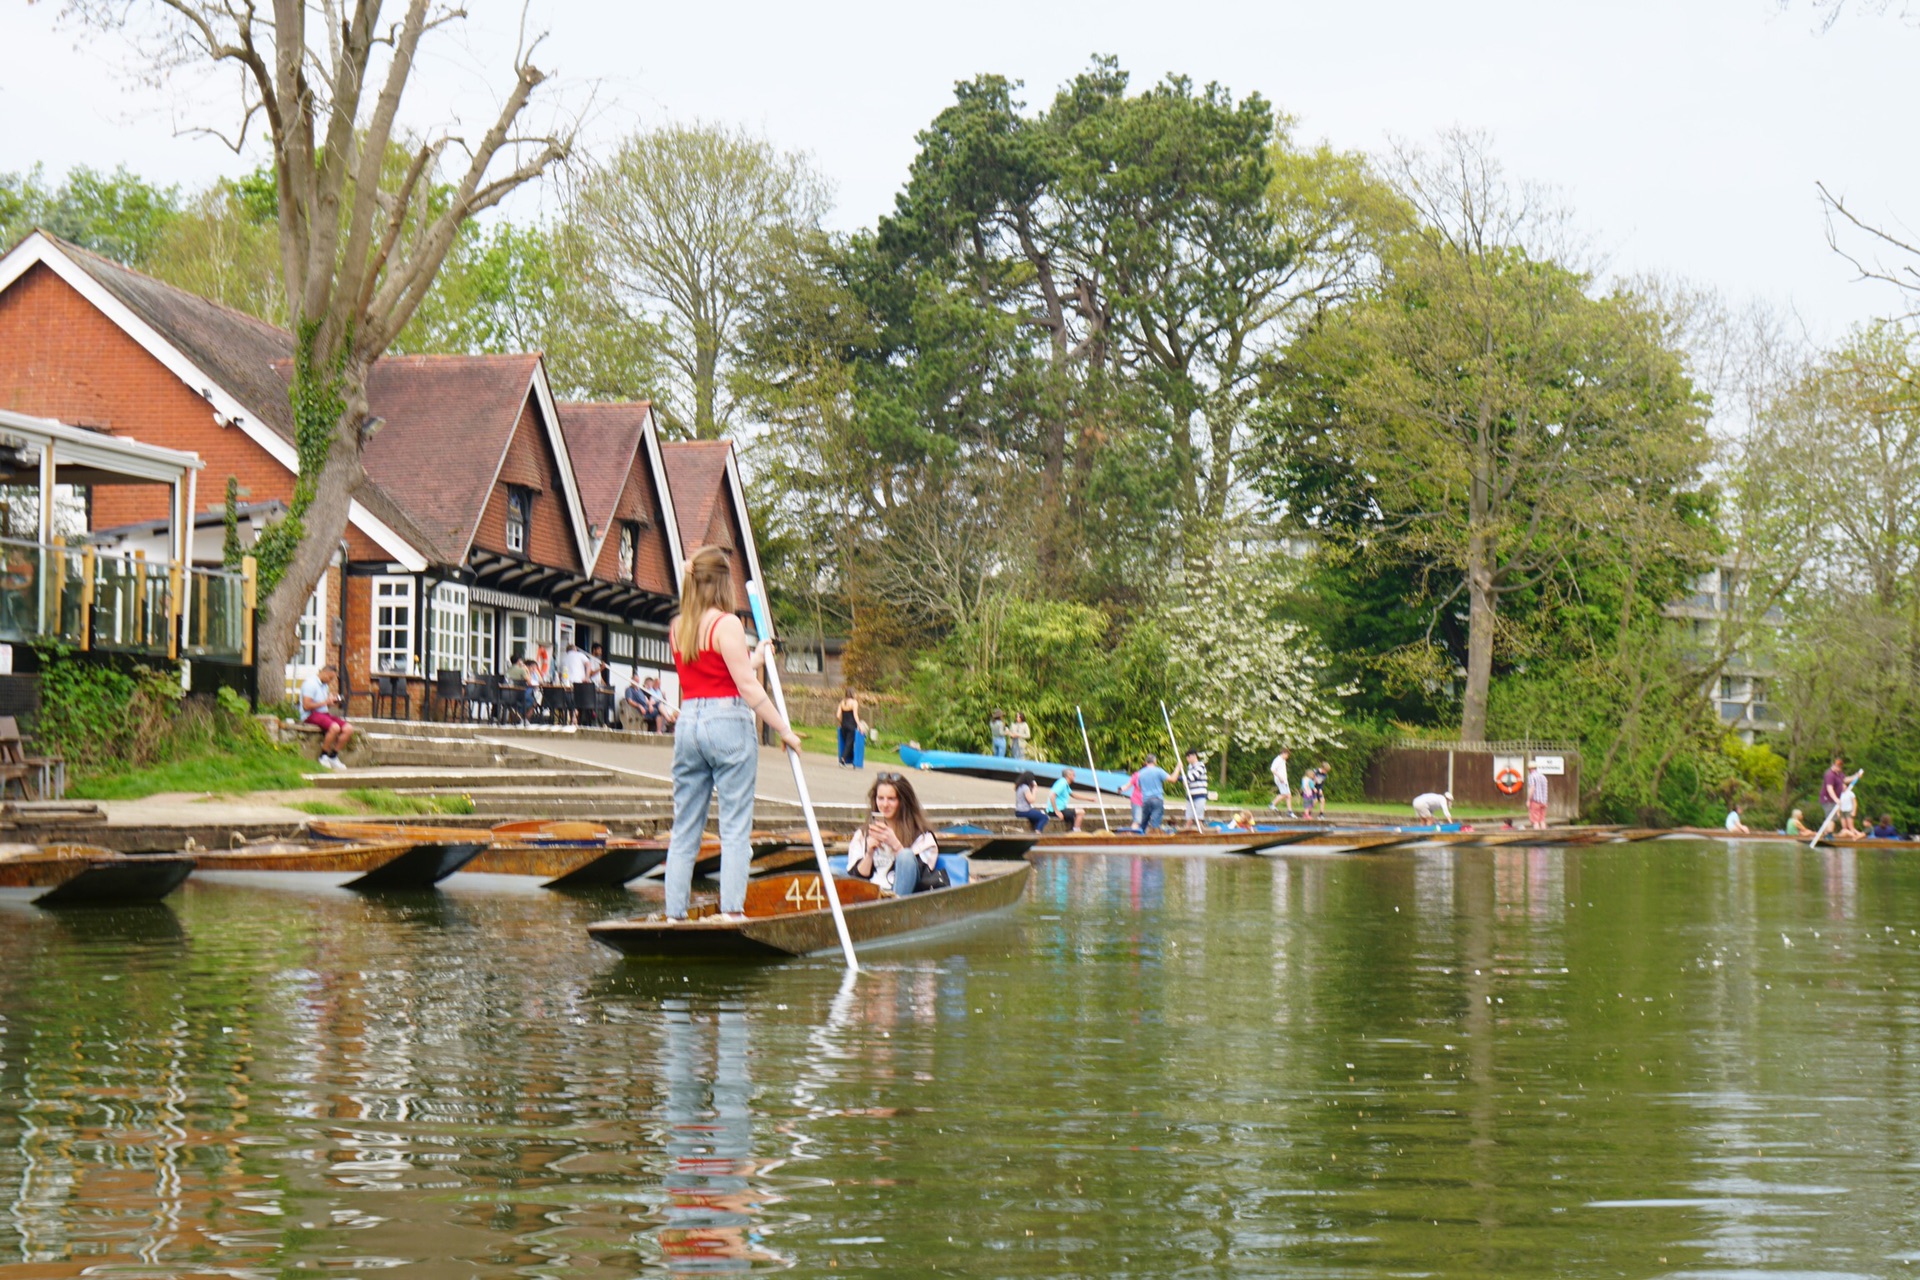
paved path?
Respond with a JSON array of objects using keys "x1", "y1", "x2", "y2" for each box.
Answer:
[{"x1": 489, "y1": 735, "x2": 1022, "y2": 808}]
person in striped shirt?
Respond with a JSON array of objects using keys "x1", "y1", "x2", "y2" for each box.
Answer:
[{"x1": 1182, "y1": 750, "x2": 1210, "y2": 828}]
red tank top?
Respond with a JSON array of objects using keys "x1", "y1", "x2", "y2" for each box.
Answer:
[{"x1": 674, "y1": 614, "x2": 740, "y2": 699}]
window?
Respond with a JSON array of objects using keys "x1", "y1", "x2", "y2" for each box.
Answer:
[
  {"x1": 469, "y1": 605, "x2": 496, "y2": 675},
  {"x1": 609, "y1": 629, "x2": 634, "y2": 659},
  {"x1": 293, "y1": 584, "x2": 327, "y2": 675},
  {"x1": 506, "y1": 611, "x2": 552, "y2": 663},
  {"x1": 431, "y1": 582, "x2": 468, "y2": 675},
  {"x1": 785, "y1": 647, "x2": 822, "y2": 675},
  {"x1": 635, "y1": 629, "x2": 670, "y2": 668},
  {"x1": 618, "y1": 522, "x2": 637, "y2": 580},
  {"x1": 372, "y1": 577, "x2": 416, "y2": 674},
  {"x1": 506, "y1": 487, "x2": 530, "y2": 554}
]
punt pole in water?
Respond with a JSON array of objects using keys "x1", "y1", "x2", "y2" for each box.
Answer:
[
  {"x1": 1810, "y1": 768, "x2": 1864, "y2": 850},
  {"x1": 747, "y1": 580, "x2": 858, "y2": 972},
  {"x1": 1075, "y1": 705, "x2": 1112, "y2": 832}
]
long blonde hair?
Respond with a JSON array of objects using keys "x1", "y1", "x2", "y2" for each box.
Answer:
[{"x1": 673, "y1": 545, "x2": 734, "y2": 661}]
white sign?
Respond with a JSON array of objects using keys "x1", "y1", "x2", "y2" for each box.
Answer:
[{"x1": 1530, "y1": 755, "x2": 1565, "y2": 776}]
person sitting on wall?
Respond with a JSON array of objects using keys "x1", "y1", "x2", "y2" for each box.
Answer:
[
  {"x1": 300, "y1": 664, "x2": 354, "y2": 771},
  {"x1": 619, "y1": 670, "x2": 650, "y2": 732}
]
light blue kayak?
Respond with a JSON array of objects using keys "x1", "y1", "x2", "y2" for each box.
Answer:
[{"x1": 896, "y1": 744, "x2": 1132, "y2": 795}]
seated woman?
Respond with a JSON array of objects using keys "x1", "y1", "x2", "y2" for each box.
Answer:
[
  {"x1": 1013, "y1": 772, "x2": 1050, "y2": 832},
  {"x1": 1869, "y1": 814, "x2": 1901, "y2": 840},
  {"x1": 848, "y1": 772, "x2": 941, "y2": 895},
  {"x1": 1227, "y1": 809, "x2": 1256, "y2": 832},
  {"x1": 1785, "y1": 808, "x2": 1812, "y2": 837}
]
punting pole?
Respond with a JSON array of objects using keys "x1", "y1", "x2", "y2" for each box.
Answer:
[
  {"x1": 1075, "y1": 705, "x2": 1112, "y2": 832},
  {"x1": 1159, "y1": 700, "x2": 1191, "y2": 829},
  {"x1": 1809, "y1": 768, "x2": 1864, "y2": 850},
  {"x1": 746, "y1": 581, "x2": 858, "y2": 972}
]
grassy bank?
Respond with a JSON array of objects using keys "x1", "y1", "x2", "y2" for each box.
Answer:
[{"x1": 287, "y1": 788, "x2": 473, "y2": 817}]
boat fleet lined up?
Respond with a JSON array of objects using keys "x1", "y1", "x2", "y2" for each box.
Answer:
[{"x1": 0, "y1": 820, "x2": 1893, "y2": 958}]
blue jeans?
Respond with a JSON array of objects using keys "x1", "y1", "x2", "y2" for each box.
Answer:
[
  {"x1": 1015, "y1": 806, "x2": 1050, "y2": 832},
  {"x1": 893, "y1": 851, "x2": 924, "y2": 896},
  {"x1": 991, "y1": 736, "x2": 1006, "y2": 757},
  {"x1": 1141, "y1": 797, "x2": 1165, "y2": 831},
  {"x1": 665, "y1": 698, "x2": 758, "y2": 917}
]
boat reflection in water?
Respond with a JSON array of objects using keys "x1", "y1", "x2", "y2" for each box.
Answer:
[{"x1": 652, "y1": 996, "x2": 789, "y2": 1274}]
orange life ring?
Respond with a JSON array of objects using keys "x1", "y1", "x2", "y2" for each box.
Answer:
[{"x1": 1495, "y1": 767, "x2": 1523, "y2": 794}]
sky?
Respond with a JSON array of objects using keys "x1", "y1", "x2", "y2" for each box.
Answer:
[{"x1": 2, "y1": 0, "x2": 1916, "y2": 344}]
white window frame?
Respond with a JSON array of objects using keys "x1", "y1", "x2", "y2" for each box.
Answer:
[
  {"x1": 371, "y1": 576, "x2": 417, "y2": 675},
  {"x1": 618, "y1": 522, "x2": 636, "y2": 580},
  {"x1": 291, "y1": 582, "x2": 327, "y2": 677},
  {"x1": 469, "y1": 604, "x2": 497, "y2": 676},
  {"x1": 431, "y1": 582, "x2": 469, "y2": 676},
  {"x1": 506, "y1": 487, "x2": 529, "y2": 554}
]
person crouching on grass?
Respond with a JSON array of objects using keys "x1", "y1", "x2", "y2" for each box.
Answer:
[
  {"x1": 848, "y1": 771, "x2": 941, "y2": 895},
  {"x1": 300, "y1": 664, "x2": 353, "y2": 770}
]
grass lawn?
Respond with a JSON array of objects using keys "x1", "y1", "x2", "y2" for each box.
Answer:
[
  {"x1": 69, "y1": 744, "x2": 314, "y2": 800},
  {"x1": 287, "y1": 788, "x2": 473, "y2": 817}
]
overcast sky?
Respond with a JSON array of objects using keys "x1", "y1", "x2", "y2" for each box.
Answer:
[{"x1": 3, "y1": 0, "x2": 1916, "y2": 343}]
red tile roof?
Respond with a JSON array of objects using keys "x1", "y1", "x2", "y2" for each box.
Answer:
[
  {"x1": 359, "y1": 354, "x2": 542, "y2": 564},
  {"x1": 660, "y1": 440, "x2": 733, "y2": 557},
  {"x1": 556, "y1": 401, "x2": 651, "y2": 538},
  {"x1": 53, "y1": 237, "x2": 546, "y2": 567}
]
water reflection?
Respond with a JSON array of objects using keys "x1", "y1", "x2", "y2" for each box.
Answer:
[
  {"x1": 6, "y1": 846, "x2": 1920, "y2": 1276},
  {"x1": 654, "y1": 996, "x2": 786, "y2": 1273}
]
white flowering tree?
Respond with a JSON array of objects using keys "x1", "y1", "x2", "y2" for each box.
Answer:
[{"x1": 1162, "y1": 557, "x2": 1350, "y2": 789}]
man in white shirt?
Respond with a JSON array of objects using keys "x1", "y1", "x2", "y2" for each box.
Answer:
[
  {"x1": 299, "y1": 664, "x2": 353, "y2": 770},
  {"x1": 1724, "y1": 808, "x2": 1751, "y2": 834},
  {"x1": 558, "y1": 642, "x2": 592, "y2": 725},
  {"x1": 1270, "y1": 749, "x2": 1294, "y2": 817},
  {"x1": 1412, "y1": 790, "x2": 1453, "y2": 822}
]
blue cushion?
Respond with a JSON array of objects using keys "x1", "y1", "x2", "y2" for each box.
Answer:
[{"x1": 821, "y1": 851, "x2": 968, "y2": 885}]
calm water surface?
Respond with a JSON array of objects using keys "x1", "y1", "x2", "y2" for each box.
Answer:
[{"x1": 4, "y1": 842, "x2": 1920, "y2": 1277}]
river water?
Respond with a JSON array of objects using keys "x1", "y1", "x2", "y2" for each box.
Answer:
[{"x1": 2, "y1": 841, "x2": 1918, "y2": 1277}]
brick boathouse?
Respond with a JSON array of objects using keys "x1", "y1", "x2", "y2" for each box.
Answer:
[{"x1": 0, "y1": 230, "x2": 764, "y2": 711}]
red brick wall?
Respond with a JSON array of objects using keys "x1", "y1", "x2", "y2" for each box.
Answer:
[
  {"x1": 474, "y1": 397, "x2": 582, "y2": 571},
  {"x1": 0, "y1": 263, "x2": 294, "y2": 533}
]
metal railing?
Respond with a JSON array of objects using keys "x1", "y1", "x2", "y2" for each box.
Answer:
[{"x1": 0, "y1": 535, "x2": 250, "y2": 660}]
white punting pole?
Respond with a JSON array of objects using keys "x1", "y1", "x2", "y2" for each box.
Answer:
[
  {"x1": 1075, "y1": 705, "x2": 1112, "y2": 832},
  {"x1": 1809, "y1": 768, "x2": 1863, "y2": 850},
  {"x1": 1159, "y1": 700, "x2": 1192, "y2": 828},
  {"x1": 747, "y1": 581, "x2": 858, "y2": 971}
]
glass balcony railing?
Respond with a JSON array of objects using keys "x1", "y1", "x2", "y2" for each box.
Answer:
[{"x1": 0, "y1": 536, "x2": 249, "y2": 660}]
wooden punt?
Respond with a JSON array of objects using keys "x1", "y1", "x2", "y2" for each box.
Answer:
[
  {"x1": 1028, "y1": 830, "x2": 1320, "y2": 856},
  {"x1": 1290, "y1": 829, "x2": 1425, "y2": 852},
  {"x1": 193, "y1": 840, "x2": 486, "y2": 891},
  {"x1": 588, "y1": 861, "x2": 1033, "y2": 959},
  {"x1": 939, "y1": 834, "x2": 1040, "y2": 861},
  {"x1": 489, "y1": 819, "x2": 610, "y2": 847},
  {"x1": 0, "y1": 845, "x2": 194, "y2": 906},
  {"x1": 463, "y1": 840, "x2": 668, "y2": 889},
  {"x1": 307, "y1": 819, "x2": 493, "y2": 846}
]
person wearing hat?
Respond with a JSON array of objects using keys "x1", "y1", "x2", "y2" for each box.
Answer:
[{"x1": 1412, "y1": 789, "x2": 1454, "y2": 822}]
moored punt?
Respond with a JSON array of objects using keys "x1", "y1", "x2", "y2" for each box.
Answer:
[
  {"x1": 489, "y1": 819, "x2": 610, "y2": 847},
  {"x1": 1026, "y1": 830, "x2": 1319, "y2": 856},
  {"x1": 193, "y1": 840, "x2": 486, "y2": 891},
  {"x1": 307, "y1": 819, "x2": 492, "y2": 846},
  {"x1": 463, "y1": 840, "x2": 668, "y2": 889},
  {"x1": 0, "y1": 845, "x2": 194, "y2": 906},
  {"x1": 587, "y1": 861, "x2": 1033, "y2": 959},
  {"x1": 1290, "y1": 829, "x2": 1426, "y2": 853},
  {"x1": 939, "y1": 834, "x2": 1040, "y2": 861}
]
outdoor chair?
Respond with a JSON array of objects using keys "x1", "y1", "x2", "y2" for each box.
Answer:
[
  {"x1": 431, "y1": 669, "x2": 466, "y2": 722},
  {"x1": 0, "y1": 715, "x2": 41, "y2": 801},
  {"x1": 573, "y1": 681, "x2": 601, "y2": 728},
  {"x1": 463, "y1": 678, "x2": 492, "y2": 723},
  {"x1": 372, "y1": 674, "x2": 408, "y2": 720},
  {"x1": 543, "y1": 684, "x2": 573, "y2": 726},
  {"x1": 0, "y1": 714, "x2": 61, "y2": 799}
]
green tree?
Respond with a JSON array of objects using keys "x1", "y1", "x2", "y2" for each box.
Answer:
[
  {"x1": 572, "y1": 122, "x2": 827, "y2": 438},
  {"x1": 61, "y1": 0, "x2": 575, "y2": 683},
  {"x1": 1266, "y1": 134, "x2": 1709, "y2": 742},
  {"x1": 0, "y1": 163, "x2": 180, "y2": 264}
]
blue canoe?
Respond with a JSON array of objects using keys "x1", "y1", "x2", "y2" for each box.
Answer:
[{"x1": 896, "y1": 744, "x2": 1133, "y2": 795}]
